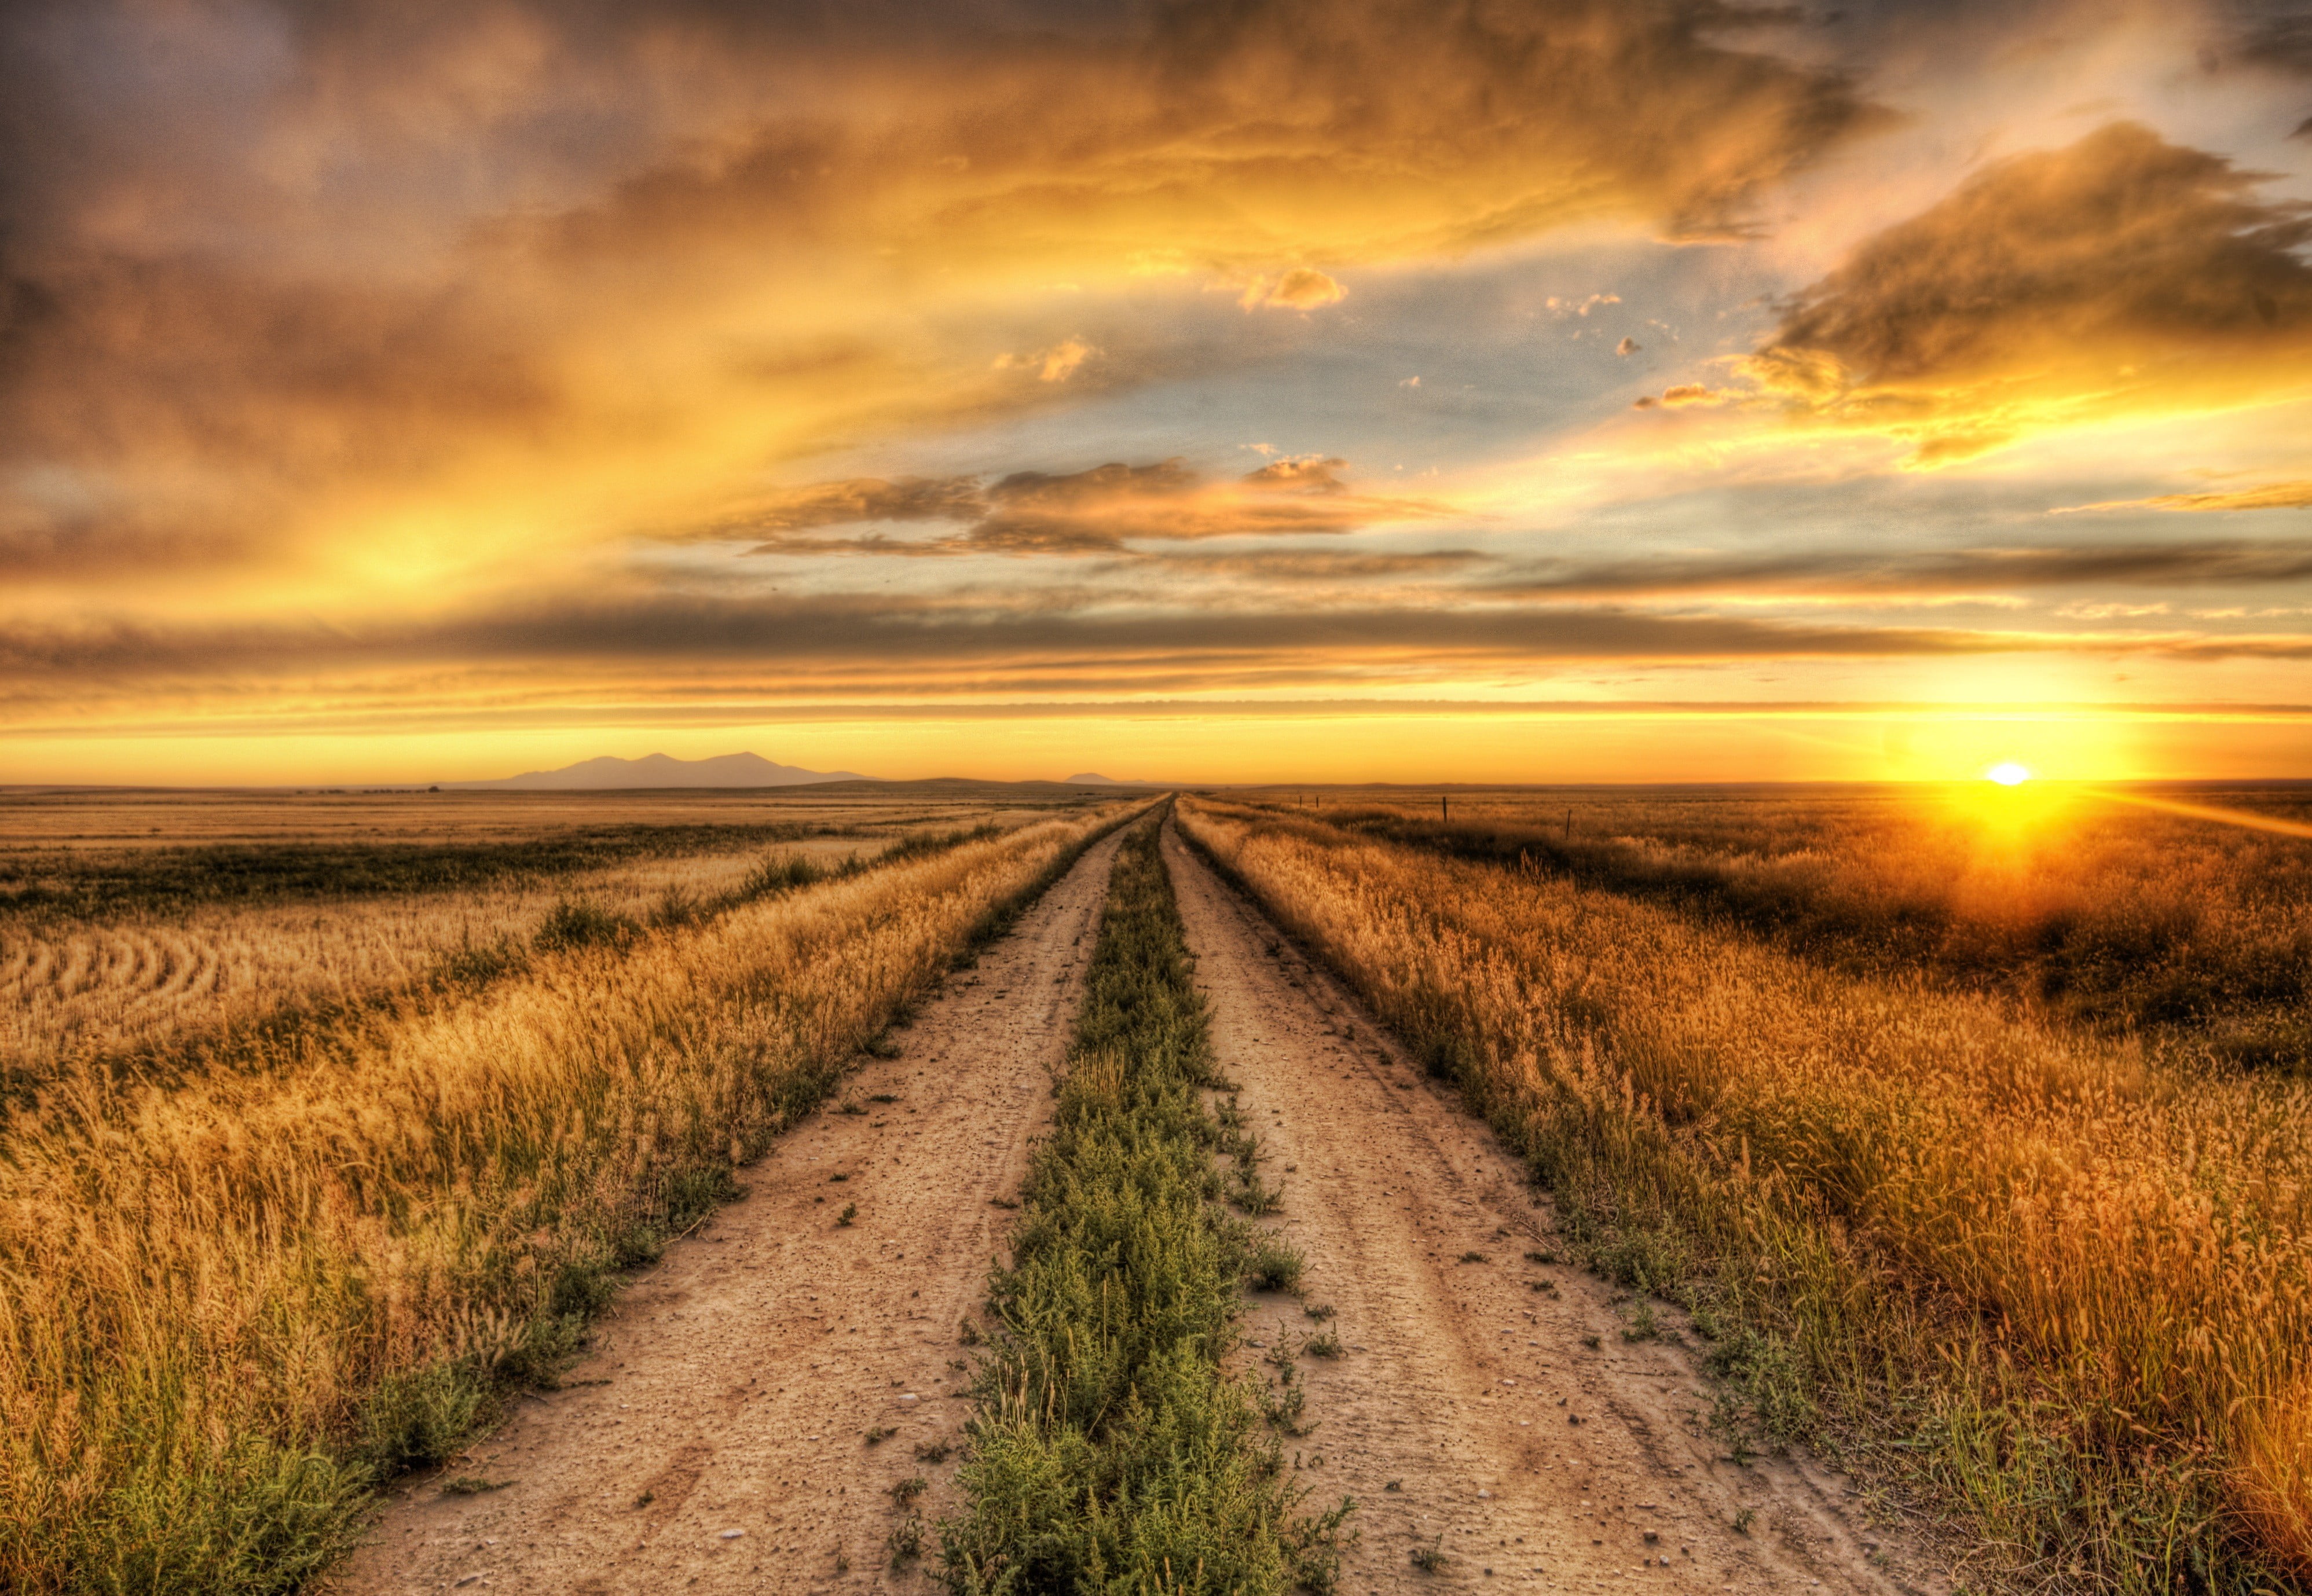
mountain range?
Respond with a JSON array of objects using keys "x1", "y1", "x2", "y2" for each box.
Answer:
[{"x1": 449, "y1": 752, "x2": 865, "y2": 790}]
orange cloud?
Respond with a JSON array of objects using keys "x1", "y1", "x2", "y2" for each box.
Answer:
[
  {"x1": 732, "y1": 457, "x2": 1452, "y2": 557},
  {"x1": 2059, "y1": 480, "x2": 2312, "y2": 513},
  {"x1": 1240, "y1": 269, "x2": 1347, "y2": 311},
  {"x1": 1689, "y1": 123, "x2": 2312, "y2": 463},
  {"x1": 0, "y1": 0, "x2": 1886, "y2": 606}
]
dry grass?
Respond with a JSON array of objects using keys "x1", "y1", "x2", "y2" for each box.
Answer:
[
  {"x1": 0, "y1": 847, "x2": 793, "y2": 1078},
  {"x1": 0, "y1": 804, "x2": 1131, "y2": 1593},
  {"x1": 0, "y1": 787, "x2": 1073, "y2": 1088},
  {"x1": 1179, "y1": 795, "x2": 2312, "y2": 1593},
  {"x1": 1271, "y1": 784, "x2": 2312, "y2": 1069}
]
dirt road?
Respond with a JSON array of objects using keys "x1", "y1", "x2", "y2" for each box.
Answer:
[
  {"x1": 332, "y1": 826, "x2": 1128, "y2": 1596},
  {"x1": 1161, "y1": 823, "x2": 1943, "y2": 1596}
]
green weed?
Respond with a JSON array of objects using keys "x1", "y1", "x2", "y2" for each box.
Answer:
[{"x1": 939, "y1": 814, "x2": 1348, "y2": 1594}]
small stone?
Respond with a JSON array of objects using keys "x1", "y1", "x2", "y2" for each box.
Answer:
[
  {"x1": 897, "y1": 1394, "x2": 919, "y2": 1404},
  {"x1": 719, "y1": 1529, "x2": 744, "y2": 1540}
]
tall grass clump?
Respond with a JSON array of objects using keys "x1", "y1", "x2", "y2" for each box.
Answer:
[
  {"x1": 940, "y1": 814, "x2": 1349, "y2": 1594},
  {"x1": 1179, "y1": 797, "x2": 2312, "y2": 1594},
  {"x1": 0, "y1": 804, "x2": 1137, "y2": 1595}
]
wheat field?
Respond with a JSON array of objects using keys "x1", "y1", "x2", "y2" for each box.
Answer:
[
  {"x1": 0, "y1": 847, "x2": 781, "y2": 1078},
  {"x1": 0, "y1": 800, "x2": 1130, "y2": 1593},
  {"x1": 0, "y1": 790, "x2": 1065, "y2": 1089},
  {"x1": 1179, "y1": 794, "x2": 2312, "y2": 1591}
]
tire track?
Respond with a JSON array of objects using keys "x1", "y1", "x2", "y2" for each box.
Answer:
[
  {"x1": 1163, "y1": 823, "x2": 1945, "y2": 1596},
  {"x1": 331, "y1": 825, "x2": 1129, "y2": 1596}
]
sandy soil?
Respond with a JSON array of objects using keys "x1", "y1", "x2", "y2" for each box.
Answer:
[
  {"x1": 1160, "y1": 823, "x2": 1947, "y2": 1596},
  {"x1": 330, "y1": 825, "x2": 1128, "y2": 1596}
]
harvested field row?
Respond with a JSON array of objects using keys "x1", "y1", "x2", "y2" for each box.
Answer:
[
  {"x1": 0, "y1": 846, "x2": 778, "y2": 1080},
  {"x1": 1, "y1": 827, "x2": 1008, "y2": 1093}
]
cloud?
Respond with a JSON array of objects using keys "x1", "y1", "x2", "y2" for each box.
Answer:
[
  {"x1": 17, "y1": 578, "x2": 2312, "y2": 742},
  {"x1": 1699, "y1": 122, "x2": 2312, "y2": 462},
  {"x1": 2059, "y1": 480, "x2": 2312, "y2": 512},
  {"x1": 1631, "y1": 382, "x2": 1719, "y2": 408},
  {"x1": 1482, "y1": 538, "x2": 2312, "y2": 599},
  {"x1": 0, "y1": 0, "x2": 1887, "y2": 596},
  {"x1": 733, "y1": 456, "x2": 1452, "y2": 557},
  {"x1": 995, "y1": 337, "x2": 1099, "y2": 380},
  {"x1": 1144, "y1": 549, "x2": 1490, "y2": 581},
  {"x1": 1240, "y1": 269, "x2": 1347, "y2": 311},
  {"x1": 721, "y1": 476, "x2": 989, "y2": 535}
]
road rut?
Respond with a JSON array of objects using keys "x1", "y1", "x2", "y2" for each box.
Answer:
[
  {"x1": 332, "y1": 826, "x2": 1127, "y2": 1596},
  {"x1": 1163, "y1": 823, "x2": 1943, "y2": 1596}
]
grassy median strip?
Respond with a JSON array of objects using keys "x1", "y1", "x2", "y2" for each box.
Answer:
[{"x1": 940, "y1": 814, "x2": 1349, "y2": 1594}]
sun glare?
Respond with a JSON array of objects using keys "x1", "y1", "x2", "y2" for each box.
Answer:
[{"x1": 1986, "y1": 762, "x2": 2032, "y2": 786}]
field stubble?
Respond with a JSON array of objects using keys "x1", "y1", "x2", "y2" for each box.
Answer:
[
  {"x1": 1, "y1": 795, "x2": 1053, "y2": 1092},
  {"x1": 1178, "y1": 795, "x2": 2312, "y2": 1593}
]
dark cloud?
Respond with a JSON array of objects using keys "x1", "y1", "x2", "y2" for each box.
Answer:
[
  {"x1": 735, "y1": 457, "x2": 1450, "y2": 556},
  {"x1": 728, "y1": 476, "x2": 989, "y2": 534},
  {"x1": 1644, "y1": 122, "x2": 2312, "y2": 460},
  {"x1": 1144, "y1": 549, "x2": 1491, "y2": 581},
  {"x1": 2229, "y1": 2, "x2": 2312, "y2": 134},
  {"x1": 14, "y1": 583, "x2": 2312, "y2": 735},
  {"x1": 1746, "y1": 120, "x2": 2312, "y2": 395},
  {"x1": 1485, "y1": 538, "x2": 2312, "y2": 599}
]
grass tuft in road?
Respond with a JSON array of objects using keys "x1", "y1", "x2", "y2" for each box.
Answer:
[{"x1": 940, "y1": 813, "x2": 1350, "y2": 1593}]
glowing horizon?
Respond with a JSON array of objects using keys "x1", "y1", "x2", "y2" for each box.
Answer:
[{"x1": 3, "y1": 1, "x2": 2310, "y2": 784}]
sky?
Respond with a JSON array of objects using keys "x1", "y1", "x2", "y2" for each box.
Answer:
[{"x1": 3, "y1": 0, "x2": 2311, "y2": 786}]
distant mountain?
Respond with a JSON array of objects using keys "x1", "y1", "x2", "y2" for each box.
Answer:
[
  {"x1": 1065, "y1": 772, "x2": 1161, "y2": 786},
  {"x1": 450, "y1": 752, "x2": 866, "y2": 790}
]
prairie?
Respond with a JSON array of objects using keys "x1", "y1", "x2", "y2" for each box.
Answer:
[
  {"x1": 1247, "y1": 782, "x2": 2312, "y2": 1069},
  {"x1": 1178, "y1": 791, "x2": 2312, "y2": 1591},
  {"x1": 0, "y1": 787, "x2": 1082, "y2": 1091},
  {"x1": 0, "y1": 791, "x2": 1133, "y2": 1593}
]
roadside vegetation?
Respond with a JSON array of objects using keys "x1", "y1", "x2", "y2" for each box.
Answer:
[
  {"x1": 0, "y1": 805, "x2": 1134, "y2": 1595},
  {"x1": 1179, "y1": 795, "x2": 2312, "y2": 1594},
  {"x1": 941, "y1": 814, "x2": 1349, "y2": 1593}
]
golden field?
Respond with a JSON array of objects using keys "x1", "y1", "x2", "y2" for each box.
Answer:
[
  {"x1": 0, "y1": 795, "x2": 1131, "y2": 1593},
  {"x1": 1, "y1": 847, "x2": 768, "y2": 1077},
  {"x1": 1179, "y1": 792, "x2": 2312, "y2": 1593},
  {"x1": 0, "y1": 787, "x2": 1072, "y2": 1088}
]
